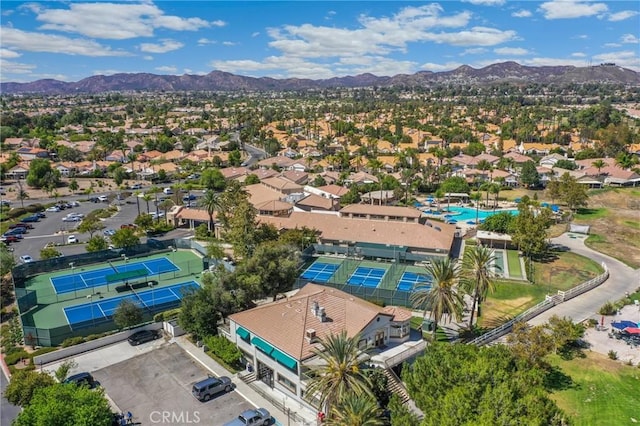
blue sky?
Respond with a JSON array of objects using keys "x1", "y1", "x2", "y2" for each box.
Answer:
[{"x1": 1, "y1": 1, "x2": 638, "y2": 83}]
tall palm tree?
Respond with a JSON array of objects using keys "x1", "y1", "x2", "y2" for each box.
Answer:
[
  {"x1": 325, "y1": 393, "x2": 385, "y2": 426},
  {"x1": 461, "y1": 246, "x2": 498, "y2": 329},
  {"x1": 591, "y1": 159, "x2": 605, "y2": 175},
  {"x1": 158, "y1": 199, "x2": 174, "y2": 224},
  {"x1": 141, "y1": 194, "x2": 153, "y2": 214},
  {"x1": 199, "y1": 190, "x2": 221, "y2": 233},
  {"x1": 305, "y1": 331, "x2": 372, "y2": 417},
  {"x1": 410, "y1": 258, "x2": 464, "y2": 336},
  {"x1": 470, "y1": 192, "x2": 482, "y2": 224}
]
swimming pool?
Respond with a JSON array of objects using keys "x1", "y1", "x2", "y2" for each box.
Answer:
[{"x1": 443, "y1": 206, "x2": 518, "y2": 222}]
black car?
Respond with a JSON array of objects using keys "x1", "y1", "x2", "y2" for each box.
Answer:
[
  {"x1": 127, "y1": 329, "x2": 160, "y2": 346},
  {"x1": 64, "y1": 372, "x2": 96, "y2": 388},
  {"x1": 35, "y1": 212, "x2": 46, "y2": 218},
  {"x1": 20, "y1": 215, "x2": 40, "y2": 223}
]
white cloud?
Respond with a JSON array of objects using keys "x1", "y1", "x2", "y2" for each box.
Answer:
[
  {"x1": 251, "y1": 32, "x2": 260, "y2": 38},
  {"x1": 211, "y1": 20, "x2": 226, "y2": 27},
  {"x1": 0, "y1": 58, "x2": 36, "y2": 75},
  {"x1": 0, "y1": 48, "x2": 21, "y2": 58},
  {"x1": 574, "y1": 34, "x2": 589, "y2": 39},
  {"x1": 604, "y1": 43, "x2": 621, "y2": 48},
  {"x1": 33, "y1": 2, "x2": 213, "y2": 40},
  {"x1": 539, "y1": 1, "x2": 608, "y2": 20},
  {"x1": 462, "y1": 0, "x2": 505, "y2": 5},
  {"x1": 460, "y1": 47, "x2": 488, "y2": 55},
  {"x1": 155, "y1": 65, "x2": 177, "y2": 73},
  {"x1": 198, "y1": 38, "x2": 216, "y2": 46},
  {"x1": 592, "y1": 50, "x2": 640, "y2": 70},
  {"x1": 222, "y1": 41, "x2": 237, "y2": 46},
  {"x1": 621, "y1": 34, "x2": 639, "y2": 44},
  {"x1": 143, "y1": 55, "x2": 153, "y2": 60},
  {"x1": 139, "y1": 39, "x2": 184, "y2": 53},
  {"x1": 420, "y1": 61, "x2": 464, "y2": 72},
  {"x1": 512, "y1": 10, "x2": 532, "y2": 18},
  {"x1": 494, "y1": 47, "x2": 529, "y2": 55},
  {"x1": 423, "y1": 27, "x2": 518, "y2": 46},
  {"x1": 571, "y1": 52, "x2": 586, "y2": 57},
  {"x1": 92, "y1": 69, "x2": 131, "y2": 76},
  {"x1": 0, "y1": 27, "x2": 129, "y2": 56},
  {"x1": 608, "y1": 10, "x2": 639, "y2": 22}
]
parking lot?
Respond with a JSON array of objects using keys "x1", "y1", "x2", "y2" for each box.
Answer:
[
  {"x1": 46, "y1": 341, "x2": 256, "y2": 426},
  {"x1": 4, "y1": 193, "x2": 194, "y2": 262}
]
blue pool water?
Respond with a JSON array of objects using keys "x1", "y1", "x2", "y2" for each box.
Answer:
[{"x1": 443, "y1": 206, "x2": 518, "y2": 222}]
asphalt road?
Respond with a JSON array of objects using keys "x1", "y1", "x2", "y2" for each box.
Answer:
[{"x1": 1, "y1": 370, "x2": 21, "y2": 425}]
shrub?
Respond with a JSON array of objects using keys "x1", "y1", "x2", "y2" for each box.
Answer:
[
  {"x1": 608, "y1": 350, "x2": 618, "y2": 360},
  {"x1": 204, "y1": 336, "x2": 242, "y2": 367},
  {"x1": 61, "y1": 336, "x2": 85, "y2": 348},
  {"x1": 30, "y1": 347, "x2": 58, "y2": 357},
  {"x1": 154, "y1": 308, "x2": 181, "y2": 322},
  {"x1": 598, "y1": 301, "x2": 617, "y2": 316},
  {"x1": 4, "y1": 348, "x2": 30, "y2": 365}
]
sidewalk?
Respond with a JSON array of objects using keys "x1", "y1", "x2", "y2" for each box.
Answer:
[{"x1": 173, "y1": 335, "x2": 318, "y2": 426}]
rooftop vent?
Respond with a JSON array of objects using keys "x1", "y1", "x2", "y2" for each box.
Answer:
[{"x1": 305, "y1": 328, "x2": 317, "y2": 343}]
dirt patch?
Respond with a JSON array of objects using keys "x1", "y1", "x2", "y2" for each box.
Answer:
[
  {"x1": 575, "y1": 189, "x2": 640, "y2": 268},
  {"x1": 481, "y1": 296, "x2": 534, "y2": 324}
]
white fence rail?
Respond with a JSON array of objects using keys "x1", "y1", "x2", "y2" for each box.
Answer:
[{"x1": 469, "y1": 262, "x2": 609, "y2": 346}]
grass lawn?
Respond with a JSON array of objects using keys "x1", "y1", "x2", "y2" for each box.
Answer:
[
  {"x1": 534, "y1": 251, "x2": 604, "y2": 291},
  {"x1": 549, "y1": 352, "x2": 640, "y2": 425},
  {"x1": 574, "y1": 207, "x2": 609, "y2": 220},
  {"x1": 479, "y1": 280, "x2": 549, "y2": 327},
  {"x1": 506, "y1": 250, "x2": 523, "y2": 279}
]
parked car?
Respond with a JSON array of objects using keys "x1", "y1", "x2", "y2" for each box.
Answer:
[
  {"x1": 64, "y1": 372, "x2": 96, "y2": 388},
  {"x1": 19, "y1": 255, "x2": 34, "y2": 263},
  {"x1": 69, "y1": 201, "x2": 80, "y2": 207},
  {"x1": 6, "y1": 227, "x2": 27, "y2": 235},
  {"x1": 2, "y1": 235, "x2": 20, "y2": 243},
  {"x1": 67, "y1": 235, "x2": 78, "y2": 244},
  {"x1": 150, "y1": 211, "x2": 165, "y2": 219},
  {"x1": 16, "y1": 222, "x2": 34, "y2": 229},
  {"x1": 35, "y1": 212, "x2": 47, "y2": 218},
  {"x1": 191, "y1": 375, "x2": 233, "y2": 402},
  {"x1": 182, "y1": 194, "x2": 197, "y2": 202},
  {"x1": 98, "y1": 195, "x2": 109, "y2": 202},
  {"x1": 45, "y1": 206, "x2": 60, "y2": 212},
  {"x1": 120, "y1": 224, "x2": 137, "y2": 229},
  {"x1": 162, "y1": 187, "x2": 173, "y2": 195},
  {"x1": 2, "y1": 233, "x2": 23, "y2": 240},
  {"x1": 62, "y1": 215, "x2": 82, "y2": 222},
  {"x1": 20, "y1": 215, "x2": 40, "y2": 223},
  {"x1": 127, "y1": 329, "x2": 160, "y2": 346},
  {"x1": 0, "y1": 200, "x2": 11, "y2": 207},
  {"x1": 130, "y1": 183, "x2": 142, "y2": 190},
  {"x1": 223, "y1": 408, "x2": 271, "y2": 426},
  {"x1": 103, "y1": 229, "x2": 116, "y2": 237}
]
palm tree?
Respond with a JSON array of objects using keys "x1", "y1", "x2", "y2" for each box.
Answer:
[
  {"x1": 199, "y1": 190, "x2": 221, "y2": 233},
  {"x1": 591, "y1": 159, "x2": 605, "y2": 175},
  {"x1": 410, "y1": 258, "x2": 464, "y2": 337},
  {"x1": 16, "y1": 181, "x2": 29, "y2": 208},
  {"x1": 133, "y1": 190, "x2": 142, "y2": 216},
  {"x1": 141, "y1": 194, "x2": 153, "y2": 214},
  {"x1": 470, "y1": 192, "x2": 482, "y2": 224},
  {"x1": 325, "y1": 393, "x2": 385, "y2": 426},
  {"x1": 158, "y1": 199, "x2": 174, "y2": 224},
  {"x1": 305, "y1": 331, "x2": 372, "y2": 417},
  {"x1": 461, "y1": 246, "x2": 498, "y2": 329}
]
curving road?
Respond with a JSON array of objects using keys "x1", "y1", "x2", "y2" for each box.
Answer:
[{"x1": 528, "y1": 233, "x2": 639, "y2": 326}]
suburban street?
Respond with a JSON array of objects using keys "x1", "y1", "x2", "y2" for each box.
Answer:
[{"x1": 1, "y1": 371, "x2": 21, "y2": 425}]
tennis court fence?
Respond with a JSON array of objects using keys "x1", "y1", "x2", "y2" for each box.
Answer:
[{"x1": 294, "y1": 277, "x2": 413, "y2": 307}]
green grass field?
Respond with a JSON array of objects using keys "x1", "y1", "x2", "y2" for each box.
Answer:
[
  {"x1": 506, "y1": 250, "x2": 523, "y2": 279},
  {"x1": 549, "y1": 353, "x2": 640, "y2": 425},
  {"x1": 574, "y1": 207, "x2": 609, "y2": 220}
]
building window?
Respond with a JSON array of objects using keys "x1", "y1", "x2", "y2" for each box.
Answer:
[{"x1": 277, "y1": 373, "x2": 297, "y2": 394}]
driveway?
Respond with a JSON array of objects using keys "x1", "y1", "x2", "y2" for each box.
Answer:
[{"x1": 92, "y1": 343, "x2": 254, "y2": 426}]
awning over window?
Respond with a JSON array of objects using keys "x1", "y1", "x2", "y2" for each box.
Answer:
[
  {"x1": 236, "y1": 326, "x2": 250, "y2": 340},
  {"x1": 251, "y1": 336, "x2": 274, "y2": 355},
  {"x1": 271, "y1": 347, "x2": 297, "y2": 370}
]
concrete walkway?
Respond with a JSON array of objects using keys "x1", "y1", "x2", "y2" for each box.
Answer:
[
  {"x1": 528, "y1": 233, "x2": 639, "y2": 326},
  {"x1": 174, "y1": 336, "x2": 318, "y2": 426}
]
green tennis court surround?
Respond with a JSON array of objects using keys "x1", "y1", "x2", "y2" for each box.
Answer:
[{"x1": 106, "y1": 269, "x2": 149, "y2": 283}]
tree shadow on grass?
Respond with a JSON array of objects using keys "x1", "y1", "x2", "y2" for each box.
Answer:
[{"x1": 544, "y1": 365, "x2": 577, "y2": 391}]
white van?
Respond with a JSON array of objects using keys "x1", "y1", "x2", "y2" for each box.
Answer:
[{"x1": 163, "y1": 187, "x2": 173, "y2": 195}]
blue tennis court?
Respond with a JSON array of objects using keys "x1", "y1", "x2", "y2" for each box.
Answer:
[
  {"x1": 63, "y1": 281, "x2": 200, "y2": 328},
  {"x1": 51, "y1": 258, "x2": 180, "y2": 294},
  {"x1": 347, "y1": 267, "x2": 386, "y2": 288},
  {"x1": 397, "y1": 272, "x2": 432, "y2": 291},
  {"x1": 300, "y1": 262, "x2": 340, "y2": 283}
]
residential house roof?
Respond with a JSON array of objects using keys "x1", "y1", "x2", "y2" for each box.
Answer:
[
  {"x1": 317, "y1": 184, "x2": 350, "y2": 198},
  {"x1": 295, "y1": 194, "x2": 336, "y2": 211},
  {"x1": 280, "y1": 170, "x2": 309, "y2": 185},
  {"x1": 229, "y1": 283, "x2": 411, "y2": 361},
  {"x1": 339, "y1": 204, "x2": 422, "y2": 220}
]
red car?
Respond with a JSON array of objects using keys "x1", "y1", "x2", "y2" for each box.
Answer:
[{"x1": 1, "y1": 235, "x2": 20, "y2": 243}]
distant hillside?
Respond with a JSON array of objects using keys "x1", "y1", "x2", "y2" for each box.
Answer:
[{"x1": 2, "y1": 62, "x2": 638, "y2": 95}]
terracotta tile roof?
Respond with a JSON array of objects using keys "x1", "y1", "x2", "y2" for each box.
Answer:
[
  {"x1": 258, "y1": 211, "x2": 456, "y2": 252},
  {"x1": 245, "y1": 183, "x2": 285, "y2": 206},
  {"x1": 261, "y1": 177, "x2": 304, "y2": 193},
  {"x1": 252, "y1": 169, "x2": 279, "y2": 180},
  {"x1": 295, "y1": 194, "x2": 336, "y2": 210},
  {"x1": 229, "y1": 283, "x2": 405, "y2": 360},
  {"x1": 503, "y1": 151, "x2": 531, "y2": 163},
  {"x1": 339, "y1": 204, "x2": 422, "y2": 220},
  {"x1": 281, "y1": 170, "x2": 309, "y2": 185},
  {"x1": 317, "y1": 184, "x2": 349, "y2": 197},
  {"x1": 220, "y1": 167, "x2": 249, "y2": 179},
  {"x1": 175, "y1": 207, "x2": 211, "y2": 221},
  {"x1": 255, "y1": 200, "x2": 293, "y2": 212}
]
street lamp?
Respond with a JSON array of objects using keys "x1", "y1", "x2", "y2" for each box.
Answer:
[
  {"x1": 69, "y1": 262, "x2": 76, "y2": 299},
  {"x1": 86, "y1": 294, "x2": 95, "y2": 327},
  {"x1": 148, "y1": 281, "x2": 155, "y2": 312}
]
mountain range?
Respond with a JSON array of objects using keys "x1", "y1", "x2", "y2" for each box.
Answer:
[{"x1": 2, "y1": 62, "x2": 638, "y2": 95}]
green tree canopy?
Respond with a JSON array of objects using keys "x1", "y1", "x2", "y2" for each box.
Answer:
[
  {"x1": 479, "y1": 211, "x2": 515, "y2": 234},
  {"x1": 510, "y1": 199, "x2": 552, "y2": 259},
  {"x1": 403, "y1": 343, "x2": 567, "y2": 426},
  {"x1": 519, "y1": 160, "x2": 540, "y2": 188},
  {"x1": 238, "y1": 241, "x2": 300, "y2": 301},
  {"x1": 178, "y1": 285, "x2": 220, "y2": 340},
  {"x1": 113, "y1": 299, "x2": 144, "y2": 329},
  {"x1": 110, "y1": 228, "x2": 140, "y2": 248},
  {"x1": 14, "y1": 383, "x2": 113, "y2": 426},
  {"x1": 26, "y1": 158, "x2": 60, "y2": 189},
  {"x1": 86, "y1": 236, "x2": 109, "y2": 252},
  {"x1": 200, "y1": 168, "x2": 227, "y2": 191},
  {"x1": 4, "y1": 369, "x2": 56, "y2": 407},
  {"x1": 77, "y1": 217, "x2": 105, "y2": 238},
  {"x1": 439, "y1": 176, "x2": 470, "y2": 195},
  {"x1": 40, "y1": 246, "x2": 62, "y2": 260}
]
